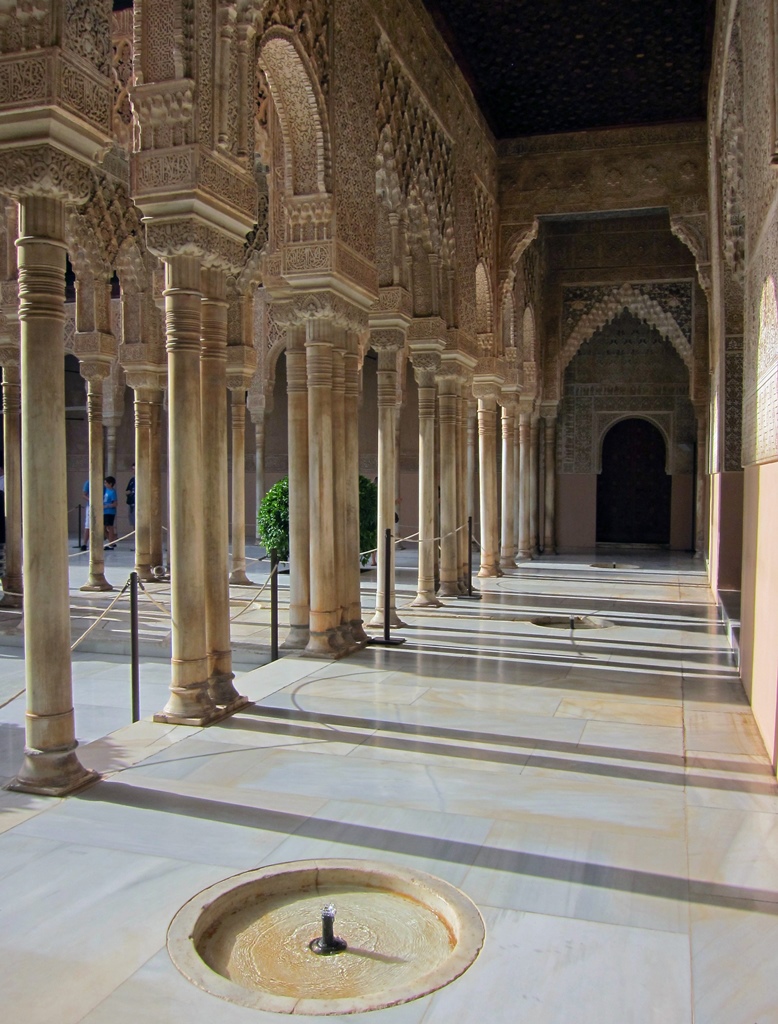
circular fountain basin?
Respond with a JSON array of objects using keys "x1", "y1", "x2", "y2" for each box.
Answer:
[
  {"x1": 167, "y1": 859, "x2": 485, "y2": 1015},
  {"x1": 530, "y1": 614, "x2": 612, "y2": 629}
]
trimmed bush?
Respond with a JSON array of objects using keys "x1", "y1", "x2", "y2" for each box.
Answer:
[
  {"x1": 256, "y1": 474, "x2": 378, "y2": 566},
  {"x1": 257, "y1": 476, "x2": 290, "y2": 561}
]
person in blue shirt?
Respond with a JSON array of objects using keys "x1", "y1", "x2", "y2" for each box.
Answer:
[{"x1": 103, "y1": 476, "x2": 118, "y2": 549}]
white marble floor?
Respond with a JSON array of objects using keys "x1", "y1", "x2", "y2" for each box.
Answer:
[{"x1": 0, "y1": 551, "x2": 776, "y2": 1023}]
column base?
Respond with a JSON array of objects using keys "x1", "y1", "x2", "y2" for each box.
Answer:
[
  {"x1": 282, "y1": 624, "x2": 310, "y2": 650},
  {"x1": 152, "y1": 702, "x2": 245, "y2": 727},
  {"x1": 80, "y1": 575, "x2": 113, "y2": 592},
  {"x1": 6, "y1": 746, "x2": 100, "y2": 797},
  {"x1": 135, "y1": 564, "x2": 156, "y2": 583},
  {"x1": 369, "y1": 610, "x2": 407, "y2": 629},
  {"x1": 208, "y1": 669, "x2": 245, "y2": 708},
  {"x1": 410, "y1": 593, "x2": 443, "y2": 608},
  {"x1": 349, "y1": 618, "x2": 371, "y2": 644},
  {"x1": 437, "y1": 581, "x2": 460, "y2": 597},
  {"x1": 302, "y1": 628, "x2": 346, "y2": 659},
  {"x1": 229, "y1": 569, "x2": 253, "y2": 585},
  {"x1": 0, "y1": 589, "x2": 23, "y2": 608},
  {"x1": 477, "y1": 565, "x2": 500, "y2": 578}
]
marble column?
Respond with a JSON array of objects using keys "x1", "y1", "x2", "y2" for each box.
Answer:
[
  {"x1": 79, "y1": 363, "x2": 112, "y2": 592},
  {"x1": 155, "y1": 254, "x2": 216, "y2": 724},
  {"x1": 228, "y1": 387, "x2": 251, "y2": 586},
  {"x1": 305, "y1": 320, "x2": 340, "y2": 655},
  {"x1": 457, "y1": 390, "x2": 469, "y2": 590},
  {"x1": 344, "y1": 336, "x2": 367, "y2": 641},
  {"x1": 517, "y1": 410, "x2": 531, "y2": 559},
  {"x1": 149, "y1": 391, "x2": 164, "y2": 571},
  {"x1": 544, "y1": 415, "x2": 557, "y2": 553},
  {"x1": 410, "y1": 352, "x2": 442, "y2": 607},
  {"x1": 466, "y1": 399, "x2": 477, "y2": 530},
  {"x1": 127, "y1": 382, "x2": 154, "y2": 581},
  {"x1": 331, "y1": 336, "x2": 353, "y2": 648},
  {"x1": 695, "y1": 413, "x2": 707, "y2": 557},
  {"x1": 370, "y1": 330, "x2": 404, "y2": 628},
  {"x1": 500, "y1": 399, "x2": 517, "y2": 565},
  {"x1": 104, "y1": 417, "x2": 120, "y2": 479},
  {"x1": 201, "y1": 270, "x2": 245, "y2": 709},
  {"x1": 476, "y1": 392, "x2": 501, "y2": 577},
  {"x1": 530, "y1": 416, "x2": 539, "y2": 554},
  {"x1": 0, "y1": 355, "x2": 22, "y2": 605},
  {"x1": 247, "y1": 387, "x2": 268, "y2": 542},
  {"x1": 9, "y1": 195, "x2": 96, "y2": 795},
  {"x1": 283, "y1": 329, "x2": 310, "y2": 650},
  {"x1": 437, "y1": 375, "x2": 460, "y2": 597}
]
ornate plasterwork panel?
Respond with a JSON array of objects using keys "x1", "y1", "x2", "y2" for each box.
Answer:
[
  {"x1": 724, "y1": 334, "x2": 744, "y2": 471},
  {"x1": 561, "y1": 281, "x2": 694, "y2": 371},
  {"x1": 558, "y1": 310, "x2": 696, "y2": 475},
  {"x1": 499, "y1": 123, "x2": 706, "y2": 274}
]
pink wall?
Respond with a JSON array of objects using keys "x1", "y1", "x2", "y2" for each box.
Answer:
[
  {"x1": 557, "y1": 474, "x2": 596, "y2": 549},
  {"x1": 557, "y1": 473, "x2": 694, "y2": 551},
  {"x1": 740, "y1": 462, "x2": 778, "y2": 767},
  {"x1": 670, "y1": 473, "x2": 693, "y2": 550},
  {"x1": 716, "y1": 471, "x2": 744, "y2": 592}
]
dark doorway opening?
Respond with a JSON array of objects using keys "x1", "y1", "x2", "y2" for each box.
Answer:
[{"x1": 596, "y1": 418, "x2": 671, "y2": 544}]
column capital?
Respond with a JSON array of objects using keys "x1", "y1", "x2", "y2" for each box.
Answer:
[
  {"x1": 540, "y1": 400, "x2": 559, "y2": 420},
  {"x1": 270, "y1": 289, "x2": 369, "y2": 334},
  {"x1": 226, "y1": 345, "x2": 257, "y2": 390},
  {"x1": 370, "y1": 327, "x2": 406, "y2": 354},
  {"x1": 74, "y1": 330, "x2": 117, "y2": 363},
  {"x1": 0, "y1": 341, "x2": 20, "y2": 368}
]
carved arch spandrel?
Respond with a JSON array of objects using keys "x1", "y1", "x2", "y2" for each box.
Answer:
[
  {"x1": 258, "y1": 29, "x2": 330, "y2": 197},
  {"x1": 560, "y1": 284, "x2": 693, "y2": 373}
]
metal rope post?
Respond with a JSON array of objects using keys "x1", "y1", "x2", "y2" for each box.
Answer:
[
  {"x1": 270, "y1": 551, "x2": 279, "y2": 662},
  {"x1": 369, "y1": 528, "x2": 405, "y2": 647},
  {"x1": 130, "y1": 571, "x2": 140, "y2": 722},
  {"x1": 458, "y1": 516, "x2": 481, "y2": 600}
]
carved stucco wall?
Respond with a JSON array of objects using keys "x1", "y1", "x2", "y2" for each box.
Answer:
[
  {"x1": 731, "y1": 0, "x2": 778, "y2": 465},
  {"x1": 558, "y1": 310, "x2": 696, "y2": 476}
]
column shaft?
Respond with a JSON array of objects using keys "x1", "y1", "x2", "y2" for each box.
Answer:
[
  {"x1": 344, "y1": 341, "x2": 367, "y2": 640},
  {"x1": 500, "y1": 403, "x2": 517, "y2": 564},
  {"x1": 10, "y1": 195, "x2": 94, "y2": 794},
  {"x1": 149, "y1": 394, "x2": 164, "y2": 570},
  {"x1": 81, "y1": 373, "x2": 111, "y2": 591},
  {"x1": 518, "y1": 412, "x2": 531, "y2": 558},
  {"x1": 457, "y1": 392, "x2": 468, "y2": 589},
  {"x1": 133, "y1": 389, "x2": 153, "y2": 581},
  {"x1": 254, "y1": 417, "x2": 265, "y2": 541},
  {"x1": 695, "y1": 418, "x2": 707, "y2": 557},
  {"x1": 1, "y1": 362, "x2": 22, "y2": 604},
  {"x1": 229, "y1": 390, "x2": 251, "y2": 585},
  {"x1": 477, "y1": 396, "x2": 500, "y2": 576},
  {"x1": 438, "y1": 380, "x2": 460, "y2": 596},
  {"x1": 156, "y1": 255, "x2": 215, "y2": 723},
  {"x1": 411, "y1": 368, "x2": 441, "y2": 607},
  {"x1": 544, "y1": 417, "x2": 557, "y2": 553},
  {"x1": 201, "y1": 278, "x2": 242, "y2": 707},
  {"x1": 305, "y1": 329, "x2": 340, "y2": 654},
  {"x1": 331, "y1": 341, "x2": 352, "y2": 645},
  {"x1": 371, "y1": 339, "x2": 403, "y2": 627},
  {"x1": 284, "y1": 335, "x2": 310, "y2": 649}
]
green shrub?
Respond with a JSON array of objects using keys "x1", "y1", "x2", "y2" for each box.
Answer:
[
  {"x1": 256, "y1": 474, "x2": 378, "y2": 566},
  {"x1": 359, "y1": 475, "x2": 378, "y2": 566},
  {"x1": 257, "y1": 476, "x2": 290, "y2": 561}
]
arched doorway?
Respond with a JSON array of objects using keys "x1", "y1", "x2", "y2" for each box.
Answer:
[{"x1": 596, "y1": 418, "x2": 671, "y2": 544}]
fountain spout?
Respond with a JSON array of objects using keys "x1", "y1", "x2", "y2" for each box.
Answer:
[{"x1": 310, "y1": 903, "x2": 348, "y2": 955}]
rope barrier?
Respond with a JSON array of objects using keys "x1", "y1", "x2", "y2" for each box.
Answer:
[
  {"x1": 70, "y1": 579, "x2": 130, "y2": 652},
  {"x1": 135, "y1": 578, "x2": 172, "y2": 617},
  {"x1": 229, "y1": 565, "x2": 278, "y2": 622}
]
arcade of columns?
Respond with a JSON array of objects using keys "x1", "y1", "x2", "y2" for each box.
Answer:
[{"x1": 0, "y1": 0, "x2": 716, "y2": 796}]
